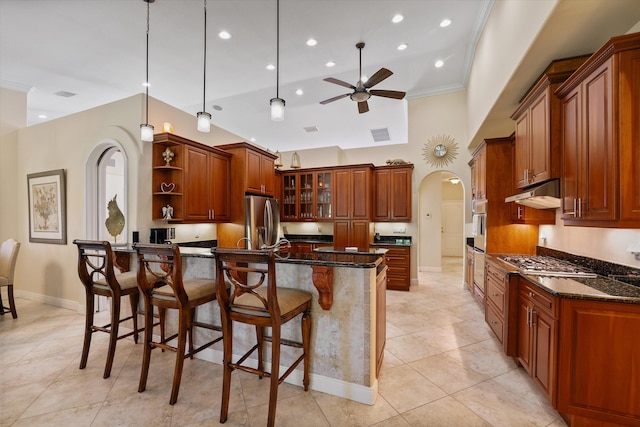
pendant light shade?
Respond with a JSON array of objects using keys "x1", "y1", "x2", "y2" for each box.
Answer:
[
  {"x1": 274, "y1": 150, "x2": 283, "y2": 169},
  {"x1": 291, "y1": 151, "x2": 301, "y2": 169},
  {"x1": 197, "y1": 0, "x2": 211, "y2": 132},
  {"x1": 140, "y1": 0, "x2": 154, "y2": 142},
  {"x1": 270, "y1": 0, "x2": 285, "y2": 121},
  {"x1": 270, "y1": 98, "x2": 285, "y2": 122}
]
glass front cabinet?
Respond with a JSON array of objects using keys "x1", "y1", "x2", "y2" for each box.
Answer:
[{"x1": 280, "y1": 170, "x2": 333, "y2": 222}]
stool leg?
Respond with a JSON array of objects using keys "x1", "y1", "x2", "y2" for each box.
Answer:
[
  {"x1": 256, "y1": 325, "x2": 264, "y2": 378},
  {"x1": 129, "y1": 293, "x2": 140, "y2": 344},
  {"x1": 302, "y1": 309, "x2": 311, "y2": 391},
  {"x1": 267, "y1": 325, "x2": 281, "y2": 427},
  {"x1": 138, "y1": 301, "x2": 154, "y2": 393},
  {"x1": 0, "y1": 290, "x2": 4, "y2": 315},
  {"x1": 170, "y1": 308, "x2": 188, "y2": 405},
  {"x1": 80, "y1": 292, "x2": 95, "y2": 370},
  {"x1": 104, "y1": 295, "x2": 120, "y2": 379},
  {"x1": 188, "y1": 308, "x2": 195, "y2": 359},
  {"x1": 159, "y1": 307, "x2": 166, "y2": 352},
  {"x1": 219, "y1": 316, "x2": 233, "y2": 423},
  {"x1": 7, "y1": 285, "x2": 17, "y2": 318}
]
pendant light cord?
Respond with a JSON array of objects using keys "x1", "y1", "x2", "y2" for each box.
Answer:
[
  {"x1": 145, "y1": 0, "x2": 150, "y2": 125},
  {"x1": 276, "y1": 0, "x2": 279, "y2": 99},
  {"x1": 202, "y1": 0, "x2": 207, "y2": 113}
]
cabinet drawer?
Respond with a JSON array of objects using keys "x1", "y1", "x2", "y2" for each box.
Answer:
[
  {"x1": 486, "y1": 303, "x2": 505, "y2": 344},
  {"x1": 486, "y1": 277, "x2": 506, "y2": 313},
  {"x1": 486, "y1": 262, "x2": 507, "y2": 288},
  {"x1": 520, "y1": 280, "x2": 557, "y2": 317}
]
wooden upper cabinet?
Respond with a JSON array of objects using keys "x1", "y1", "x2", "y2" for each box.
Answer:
[
  {"x1": 556, "y1": 33, "x2": 640, "y2": 227},
  {"x1": 511, "y1": 55, "x2": 589, "y2": 190},
  {"x1": 333, "y1": 166, "x2": 372, "y2": 220},
  {"x1": 152, "y1": 133, "x2": 230, "y2": 223},
  {"x1": 470, "y1": 144, "x2": 486, "y2": 203},
  {"x1": 217, "y1": 142, "x2": 277, "y2": 197},
  {"x1": 373, "y1": 164, "x2": 413, "y2": 222}
]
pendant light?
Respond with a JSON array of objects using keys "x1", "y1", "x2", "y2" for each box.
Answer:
[
  {"x1": 274, "y1": 151, "x2": 283, "y2": 169},
  {"x1": 196, "y1": 0, "x2": 211, "y2": 132},
  {"x1": 140, "y1": 0, "x2": 155, "y2": 142},
  {"x1": 270, "y1": 0, "x2": 285, "y2": 121},
  {"x1": 291, "y1": 151, "x2": 301, "y2": 169}
]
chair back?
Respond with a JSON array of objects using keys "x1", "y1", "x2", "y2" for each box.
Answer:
[
  {"x1": 213, "y1": 248, "x2": 280, "y2": 319},
  {"x1": 74, "y1": 239, "x2": 121, "y2": 292},
  {"x1": 134, "y1": 243, "x2": 188, "y2": 307},
  {"x1": 0, "y1": 239, "x2": 20, "y2": 285}
]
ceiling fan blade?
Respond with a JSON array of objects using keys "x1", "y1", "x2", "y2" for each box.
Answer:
[
  {"x1": 364, "y1": 68, "x2": 393, "y2": 88},
  {"x1": 320, "y1": 93, "x2": 351, "y2": 105},
  {"x1": 358, "y1": 100, "x2": 369, "y2": 114},
  {"x1": 323, "y1": 77, "x2": 356, "y2": 90},
  {"x1": 370, "y1": 89, "x2": 406, "y2": 100}
]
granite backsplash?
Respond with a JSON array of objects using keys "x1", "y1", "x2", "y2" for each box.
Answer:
[{"x1": 537, "y1": 246, "x2": 640, "y2": 288}]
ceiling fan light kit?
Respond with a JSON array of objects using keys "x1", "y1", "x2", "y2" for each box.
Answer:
[{"x1": 320, "y1": 42, "x2": 406, "y2": 114}]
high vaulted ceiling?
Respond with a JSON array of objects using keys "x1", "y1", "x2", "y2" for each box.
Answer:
[{"x1": 0, "y1": 0, "x2": 493, "y2": 152}]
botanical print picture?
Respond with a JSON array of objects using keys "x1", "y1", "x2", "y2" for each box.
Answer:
[{"x1": 27, "y1": 169, "x2": 67, "y2": 244}]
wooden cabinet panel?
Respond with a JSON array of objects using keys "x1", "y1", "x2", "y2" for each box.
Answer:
[
  {"x1": 333, "y1": 220, "x2": 371, "y2": 250},
  {"x1": 376, "y1": 245, "x2": 410, "y2": 291},
  {"x1": 351, "y1": 167, "x2": 371, "y2": 220},
  {"x1": 529, "y1": 91, "x2": 552, "y2": 184},
  {"x1": 373, "y1": 165, "x2": 413, "y2": 222},
  {"x1": 558, "y1": 299, "x2": 640, "y2": 425},
  {"x1": 514, "y1": 111, "x2": 530, "y2": 189},
  {"x1": 209, "y1": 153, "x2": 230, "y2": 221},
  {"x1": 184, "y1": 146, "x2": 210, "y2": 221},
  {"x1": 279, "y1": 170, "x2": 333, "y2": 222},
  {"x1": 333, "y1": 169, "x2": 351, "y2": 220},
  {"x1": 464, "y1": 246, "x2": 474, "y2": 291},
  {"x1": 517, "y1": 278, "x2": 558, "y2": 405},
  {"x1": 561, "y1": 87, "x2": 581, "y2": 218},
  {"x1": 333, "y1": 220, "x2": 349, "y2": 248},
  {"x1": 619, "y1": 49, "x2": 640, "y2": 223}
]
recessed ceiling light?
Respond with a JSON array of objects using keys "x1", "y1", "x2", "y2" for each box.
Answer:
[
  {"x1": 397, "y1": 43, "x2": 408, "y2": 51},
  {"x1": 296, "y1": 89, "x2": 303, "y2": 95},
  {"x1": 435, "y1": 59, "x2": 444, "y2": 68},
  {"x1": 306, "y1": 38, "x2": 317, "y2": 46},
  {"x1": 325, "y1": 61, "x2": 336, "y2": 67},
  {"x1": 392, "y1": 14, "x2": 403, "y2": 23},
  {"x1": 440, "y1": 18, "x2": 451, "y2": 27},
  {"x1": 37, "y1": 114, "x2": 47, "y2": 119},
  {"x1": 218, "y1": 30, "x2": 231, "y2": 39},
  {"x1": 266, "y1": 64, "x2": 276, "y2": 70},
  {"x1": 212, "y1": 105, "x2": 222, "y2": 111},
  {"x1": 250, "y1": 137, "x2": 256, "y2": 142}
]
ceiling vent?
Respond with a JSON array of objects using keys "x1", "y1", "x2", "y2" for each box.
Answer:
[
  {"x1": 54, "y1": 91, "x2": 77, "y2": 98},
  {"x1": 304, "y1": 126, "x2": 319, "y2": 133},
  {"x1": 370, "y1": 128, "x2": 390, "y2": 142}
]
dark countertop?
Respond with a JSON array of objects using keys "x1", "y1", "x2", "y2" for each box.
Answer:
[
  {"x1": 370, "y1": 235, "x2": 412, "y2": 247},
  {"x1": 486, "y1": 253, "x2": 640, "y2": 304},
  {"x1": 283, "y1": 234, "x2": 333, "y2": 244}
]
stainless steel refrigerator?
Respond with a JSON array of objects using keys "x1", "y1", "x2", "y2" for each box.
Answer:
[{"x1": 244, "y1": 195, "x2": 280, "y2": 249}]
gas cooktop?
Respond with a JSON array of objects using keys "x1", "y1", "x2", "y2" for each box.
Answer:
[{"x1": 499, "y1": 255, "x2": 598, "y2": 278}]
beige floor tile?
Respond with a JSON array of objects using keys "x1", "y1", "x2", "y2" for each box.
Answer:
[
  {"x1": 378, "y1": 364, "x2": 446, "y2": 413},
  {"x1": 409, "y1": 353, "x2": 490, "y2": 394},
  {"x1": 0, "y1": 381, "x2": 50, "y2": 427},
  {"x1": 312, "y1": 389, "x2": 399, "y2": 426},
  {"x1": 92, "y1": 392, "x2": 174, "y2": 426},
  {"x1": 401, "y1": 396, "x2": 492, "y2": 426},
  {"x1": 248, "y1": 392, "x2": 330, "y2": 427},
  {"x1": 369, "y1": 414, "x2": 411, "y2": 427},
  {"x1": 12, "y1": 402, "x2": 102, "y2": 427}
]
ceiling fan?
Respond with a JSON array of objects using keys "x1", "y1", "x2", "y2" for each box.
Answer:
[{"x1": 320, "y1": 42, "x2": 406, "y2": 114}]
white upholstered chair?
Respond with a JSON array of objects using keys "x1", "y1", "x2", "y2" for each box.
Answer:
[{"x1": 0, "y1": 239, "x2": 21, "y2": 319}]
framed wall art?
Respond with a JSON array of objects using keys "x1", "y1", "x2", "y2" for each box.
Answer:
[{"x1": 27, "y1": 169, "x2": 67, "y2": 244}]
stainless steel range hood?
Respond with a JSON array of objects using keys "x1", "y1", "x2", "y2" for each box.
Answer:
[{"x1": 505, "y1": 179, "x2": 560, "y2": 209}]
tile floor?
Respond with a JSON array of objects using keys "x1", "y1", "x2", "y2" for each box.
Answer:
[{"x1": 0, "y1": 257, "x2": 567, "y2": 426}]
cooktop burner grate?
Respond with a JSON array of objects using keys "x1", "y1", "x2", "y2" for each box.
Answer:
[{"x1": 499, "y1": 255, "x2": 597, "y2": 278}]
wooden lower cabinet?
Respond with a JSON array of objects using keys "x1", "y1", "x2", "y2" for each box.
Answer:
[
  {"x1": 557, "y1": 299, "x2": 640, "y2": 426},
  {"x1": 465, "y1": 245, "x2": 474, "y2": 291},
  {"x1": 333, "y1": 220, "x2": 372, "y2": 250},
  {"x1": 374, "y1": 245, "x2": 410, "y2": 291},
  {"x1": 485, "y1": 260, "x2": 518, "y2": 356},
  {"x1": 517, "y1": 278, "x2": 558, "y2": 406}
]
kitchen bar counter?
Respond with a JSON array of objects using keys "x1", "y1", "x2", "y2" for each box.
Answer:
[{"x1": 487, "y1": 253, "x2": 640, "y2": 304}]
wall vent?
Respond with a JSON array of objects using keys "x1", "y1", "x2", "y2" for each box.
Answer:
[
  {"x1": 370, "y1": 128, "x2": 390, "y2": 142},
  {"x1": 304, "y1": 126, "x2": 319, "y2": 133},
  {"x1": 54, "y1": 91, "x2": 77, "y2": 98}
]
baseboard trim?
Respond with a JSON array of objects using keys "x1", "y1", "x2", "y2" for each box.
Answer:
[
  {"x1": 15, "y1": 289, "x2": 83, "y2": 313},
  {"x1": 419, "y1": 266, "x2": 442, "y2": 272}
]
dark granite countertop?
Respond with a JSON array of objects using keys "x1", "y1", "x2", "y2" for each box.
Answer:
[
  {"x1": 486, "y1": 253, "x2": 640, "y2": 304},
  {"x1": 283, "y1": 234, "x2": 333, "y2": 244},
  {"x1": 370, "y1": 235, "x2": 412, "y2": 247}
]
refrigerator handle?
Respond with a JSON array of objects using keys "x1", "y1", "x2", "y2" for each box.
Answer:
[{"x1": 264, "y1": 199, "x2": 274, "y2": 248}]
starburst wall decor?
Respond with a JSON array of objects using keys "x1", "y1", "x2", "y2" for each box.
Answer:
[{"x1": 423, "y1": 134, "x2": 459, "y2": 168}]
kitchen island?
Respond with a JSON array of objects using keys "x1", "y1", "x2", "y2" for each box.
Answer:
[{"x1": 118, "y1": 245, "x2": 388, "y2": 405}]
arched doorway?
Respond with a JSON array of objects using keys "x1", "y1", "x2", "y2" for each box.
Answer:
[{"x1": 418, "y1": 171, "x2": 465, "y2": 272}]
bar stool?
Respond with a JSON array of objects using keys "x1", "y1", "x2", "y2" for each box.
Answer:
[
  {"x1": 134, "y1": 243, "x2": 223, "y2": 405},
  {"x1": 213, "y1": 248, "x2": 312, "y2": 427},
  {"x1": 74, "y1": 239, "x2": 146, "y2": 379}
]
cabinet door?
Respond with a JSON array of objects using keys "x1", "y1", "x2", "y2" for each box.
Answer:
[
  {"x1": 261, "y1": 154, "x2": 275, "y2": 196},
  {"x1": 351, "y1": 167, "x2": 371, "y2": 219},
  {"x1": 619, "y1": 49, "x2": 640, "y2": 222},
  {"x1": 532, "y1": 309, "x2": 556, "y2": 402},
  {"x1": 391, "y1": 168, "x2": 411, "y2": 220},
  {"x1": 517, "y1": 296, "x2": 533, "y2": 375},
  {"x1": 514, "y1": 112, "x2": 530, "y2": 189},
  {"x1": 184, "y1": 146, "x2": 211, "y2": 221},
  {"x1": 298, "y1": 172, "x2": 314, "y2": 220},
  {"x1": 246, "y1": 149, "x2": 263, "y2": 194},
  {"x1": 333, "y1": 170, "x2": 351, "y2": 219},
  {"x1": 373, "y1": 169, "x2": 391, "y2": 220},
  {"x1": 209, "y1": 153, "x2": 230, "y2": 221},
  {"x1": 561, "y1": 87, "x2": 581, "y2": 219},
  {"x1": 333, "y1": 220, "x2": 350, "y2": 247},
  {"x1": 583, "y1": 59, "x2": 617, "y2": 220},
  {"x1": 316, "y1": 171, "x2": 333, "y2": 221},
  {"x1": 350, "y1": 220, "x2": 371, "y2": 249},
  {"x1": 476, "y1": 147, "x2": 487, "y2": 199},
  {"x1": 281, "y1": 174, "x2": 298, "y2": 220},
  {"x1": 529, "y1": 90, "x2": 551, "y2": 184}
]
